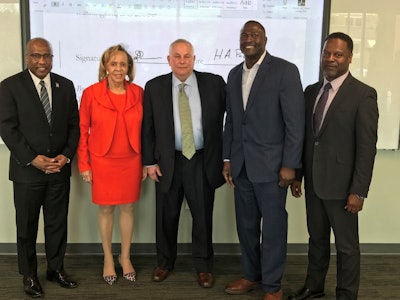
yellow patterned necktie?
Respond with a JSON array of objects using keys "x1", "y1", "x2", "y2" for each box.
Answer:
[{"x1": 178, "y1": 83, "x2": 195, "y2": 159}]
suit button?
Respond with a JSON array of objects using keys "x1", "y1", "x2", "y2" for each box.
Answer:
[{"x1": 314, "y1": 141, "x2": 319, "y2": 146}]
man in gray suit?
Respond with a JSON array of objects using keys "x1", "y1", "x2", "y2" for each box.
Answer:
[
  {"x1": 288, "y1": 32, "x2": 378, "y2": 300},
  {"x1": 223, "y1": 20, "x2": 305, "y2": 300}
]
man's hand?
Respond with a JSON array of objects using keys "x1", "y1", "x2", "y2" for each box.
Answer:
[
  {"x1": 278, "y1": 167, "x2": 295, "y2": 187},
  {"x1": 290, "y1": 180, "x2": 302, "y2": 198},
  {"x1": 222, "y1": 161, "x2": 234, "y2": 187},
  {"x1": 30, "y1": 155, "x2": 63, "y2": 174},
  {"x1": 345, "y1": 194, "x2": 364, "y2": 213},
  {"x1": 146, "y1": 165, "x2": 162, "y2": 182}
]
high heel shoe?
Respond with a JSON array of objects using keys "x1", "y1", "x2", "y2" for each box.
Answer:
[
  {"x1": 103, "y1": 274, "x2": 117, "y2": 285},
  {"x1": 118, "y1": 255, "x2": 136, "y2": 282},
  {"x1": 123, "y1": 271, "x2": 136, "y2": 282}
]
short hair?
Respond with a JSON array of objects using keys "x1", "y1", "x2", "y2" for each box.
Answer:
[
  {"x1": 98, "y1": 44, "x2": 135, "y2": 83},
  {"x1": 325, "y1": 32, "x2": 353, "y2": 53},
  {"x1": 241, "y1": 20, "x2": 266, "y2": 36},
  {"x1": 169, "y1": 39, "x2": 194, "y2": 54},
  {"x1": 26, "y1": 37, "x2": 53, "y2": 54}
]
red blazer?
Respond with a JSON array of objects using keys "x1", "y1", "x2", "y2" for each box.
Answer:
[{"x1": 77, "y1": 79, "x2": 143, "y2": 172}]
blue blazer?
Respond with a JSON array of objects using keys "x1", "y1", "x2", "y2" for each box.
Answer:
[{"x1": 223, "y1": 52, "x2": 305, "y2": 182}]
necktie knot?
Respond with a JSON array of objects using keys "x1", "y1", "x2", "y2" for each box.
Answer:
[{"x1": 324, "y1": 82, "x2": 332, "y2": 91}]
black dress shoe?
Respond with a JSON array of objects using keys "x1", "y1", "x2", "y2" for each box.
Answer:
[
  {"x1": 46, "y1": 270, "x2": 78, "y2": 288},
  {"x1": 23, "y1": 275, "x2": 43, "y2": 298},
  {"x1": 288, "y1": 286, "x2": 325, "y2": 300}
]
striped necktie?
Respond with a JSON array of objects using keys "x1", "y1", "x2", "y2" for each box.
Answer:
[
  {"x1": 39, "y1": 80, "x2": 51, "y2": 124},
  {"x1": 178, "y1": 83, "x2": 195, "y2": 159}
]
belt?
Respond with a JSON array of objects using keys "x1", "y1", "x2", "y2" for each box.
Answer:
[{"x1": 175, "y1": 149, "x2": 204, "y2": 156}]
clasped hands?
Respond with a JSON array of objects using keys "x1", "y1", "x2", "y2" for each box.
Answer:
[{"x1": 31, "y1": 154, "x2": 68, "y2": 174}]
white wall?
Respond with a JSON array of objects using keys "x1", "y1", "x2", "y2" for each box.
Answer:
[{"x1": 0, "y1": 0, "x2": 399, "y2": 247}]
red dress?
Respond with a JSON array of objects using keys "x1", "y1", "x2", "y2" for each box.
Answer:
[{"x1": 77, "y1": 80, "x2": 143, "y2": 205}]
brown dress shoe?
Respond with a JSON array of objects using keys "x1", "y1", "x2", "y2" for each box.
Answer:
[
  {"x1": 197, "y1": 272, "x2": 214, "y2": 288},
  {"x1": 264, "y1": 289, "x2": 283, "y2": 300},
  {"x1": 225, "y1": 277, "x2": 258, "y2": 295},
  {"x1": 152, "y1": 267, "x2": 169, "y2": 282}
]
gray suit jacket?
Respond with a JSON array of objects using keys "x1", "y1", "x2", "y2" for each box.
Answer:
[
  {"x1": 223, "y1": 52, "x2": 305, "y2": 182},
  {"x1": 301, "y1": 73, "x2": 378, "y2": 199}
]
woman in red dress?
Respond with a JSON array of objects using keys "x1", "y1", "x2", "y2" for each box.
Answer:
[{"x1": 77, "y1": 45, "x2": 145, "y2": 285}]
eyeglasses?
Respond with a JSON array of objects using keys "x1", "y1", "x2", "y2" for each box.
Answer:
[{"x1": 29, "y1": 53, "x2": 54, "y2": 61}]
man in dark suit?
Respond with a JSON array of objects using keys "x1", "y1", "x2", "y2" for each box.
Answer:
[
  {"x1": 223, "y1": 21, "x2": 305, "y2": 300},
  {"x1": 288, "y1": 32, "x2": 378, "y2": 300},
  {"x1": 0, "y1": 38, "x2": 79, "y2": 298},
  {"x1": 142, "y1": 39, "x2": 226, "y2": 288}
]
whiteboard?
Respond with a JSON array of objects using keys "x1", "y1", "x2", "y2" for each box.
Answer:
[{"x1": 28, "y1": 0, "x2": 326, "y2": 101}]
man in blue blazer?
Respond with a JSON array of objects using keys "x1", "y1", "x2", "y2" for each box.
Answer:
[
  {"x1": 142, "y1": 39, "x2": 226, "y2": 288},
  {"x1": 223, "y1": 21, "x2": 305, "y2": 300},
  {"x1": 288, "y1": 33, "x2": 378, "y2": 300},
  {"x1": 0, "y1": 38, "x2": 79, "y2": 298}
]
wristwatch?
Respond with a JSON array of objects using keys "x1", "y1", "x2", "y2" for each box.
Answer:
[{"x1": 356, "y1": 194, "x2": 365, "y2": 200}]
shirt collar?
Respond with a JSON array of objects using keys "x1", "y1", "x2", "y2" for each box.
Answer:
[
  {"x1": 324, "y1": 71, "x2": 349, "y2": 91},
  {"x1": 243, "y1": 51, "x2": 266, "y2": 71},
  {"x1": 172, "y1": 72, "x2": 196, "y2": 88},
  {"x1": 28, "y1": 69, "x2": 51, "y2": 87}
]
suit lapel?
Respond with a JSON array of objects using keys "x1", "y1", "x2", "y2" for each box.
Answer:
[
  {"x1": 23, "y1": 70, "x2": 52, "y2": 127},
  {"x1": 163, "y1": 74, "x2": 175, "y2": 134},
  {"x1": 310, "y1": 82, "x2": 323, "y2": 136},
  {"x1": 318, "y1": 74, "x2": 353, "y2": 135},
  {"x1": 229, "y1": 64, "x2": 245, "y2": 116},
  {"x1": 50, "y1": 73, "x2": 63, "y2": 127},
  {"x1": 244, "y1": 52, "x2": 271, "y2": 113}
]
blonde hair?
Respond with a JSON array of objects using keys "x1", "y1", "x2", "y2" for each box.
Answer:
[{"x1": 98, "y1": 44, "x2": 135, "y2": 83}]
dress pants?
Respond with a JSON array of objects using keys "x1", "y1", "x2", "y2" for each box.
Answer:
[
  {"x1": 233, "y1": 164, "x2": 288, "y2": 293},
  {"x1": 13, "y1": 180, "x2": 70, "y2": 276},
  {"x1": 155, "y1": 150, "x2": 215, "y2": 273},
  {"x1": 305, "y1": 190, "x2": 360, "y2": 300}
]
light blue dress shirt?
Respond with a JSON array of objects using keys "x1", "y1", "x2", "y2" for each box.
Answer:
[{"x1": 172, "y1": 73, "x2": 204, "y2": 151}]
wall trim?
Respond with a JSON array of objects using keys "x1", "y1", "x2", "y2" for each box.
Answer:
[{"x1": 1, "y1": 243, "x2": 400, "y2": 255}]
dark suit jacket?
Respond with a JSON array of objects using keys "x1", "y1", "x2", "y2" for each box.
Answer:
[
  {"x1": 223, "y1": 52, "x2": 305, "y2": 182},
  {"x1": 142, "y1": 71, "x2": 226, "y2": 192},
  {"x1": 0, "y1": 69, "x2": 80, "y2": 182},
  {"x1": 301, "y1": 73, "x2": 378, "y2": 199}
]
